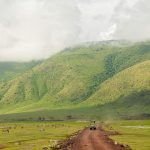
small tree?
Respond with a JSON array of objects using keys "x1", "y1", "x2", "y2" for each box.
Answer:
[{"x1": 66, "y1": 115, "x2": 73, "y2": 120}]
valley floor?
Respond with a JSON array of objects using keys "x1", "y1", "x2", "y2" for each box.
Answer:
[
  {"x1": 0, "y1": 121, "x2": 87, "y2": 150},
  {"x1": 0, "y1": 120, "x2": 149, "y2": 150}
]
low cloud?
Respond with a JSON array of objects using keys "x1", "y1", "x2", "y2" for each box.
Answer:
[
  {"x1": 111, "y1": 0, "x2": 150, "y2": 41},
  {"x1": 0, "y1": 0, "x2": 80, "y2": 61},
  {"x1": 0, "y1": 0, "x2": 149, "y2": 61}
]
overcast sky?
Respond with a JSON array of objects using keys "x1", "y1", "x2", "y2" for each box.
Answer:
[{"x1": 0, "y1": 0, "x2": 149, "y2": 61}]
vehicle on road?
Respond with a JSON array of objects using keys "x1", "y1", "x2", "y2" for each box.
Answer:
[
  {"x1": 90, "y1": 125, "x2": 96, "y2": 130},
  {"x1": 90, "y1": 120, "x2": 96, "y2": 130}
]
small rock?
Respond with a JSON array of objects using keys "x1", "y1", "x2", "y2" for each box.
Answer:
[{"x1": 114, "y1": 141, "x2": 118, "y2": 145}]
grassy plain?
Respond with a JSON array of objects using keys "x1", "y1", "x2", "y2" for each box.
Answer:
[
  {"x1": 0, "y1": 121, "x2": 87, "y2": 150},
  {"x1": 0, "y1": 120, "x2": 150, "y2": 150},
  {"x1": 108, "y1": 120, "x2": 150, "y2": 150}
]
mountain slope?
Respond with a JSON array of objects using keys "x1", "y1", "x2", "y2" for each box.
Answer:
[
  {"x1": 0, "y1": 41, "x2": 149, "y2": 114},
  {"x1": 83, "y1": 60, "x2": 150, "y2": 106},
  {"x1": 0, "y1": 61, "x2": 41, "y2": 82}
]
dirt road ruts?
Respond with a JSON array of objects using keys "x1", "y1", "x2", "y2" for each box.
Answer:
[{"x1": 56, "y1": 127, "x2": 129, "y2": 150}]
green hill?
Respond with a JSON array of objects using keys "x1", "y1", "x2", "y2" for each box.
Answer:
[
  {"x1": 0, "y1": 41, "x2": 149, "y2": 120},
  {"x1": 83, "y1": 60, "x2": 150, "y2": 106},
  {"x1": 0, "y1": 61, "x2": 41, "y2": 82}
]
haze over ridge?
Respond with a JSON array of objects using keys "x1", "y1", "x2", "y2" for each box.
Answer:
[{"x1": 0, "y1": 0, "x2": 150, "y2": 61}]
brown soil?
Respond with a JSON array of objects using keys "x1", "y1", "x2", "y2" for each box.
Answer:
[
  {"x1": 55, "y1": 127, "x2": 131, "y2": 150},
  {"x1": 0, "y1": 144, "x2": 6, "y2": 149}
]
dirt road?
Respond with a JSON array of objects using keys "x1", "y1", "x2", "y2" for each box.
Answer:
[{"x1": 57, "y1": 127, "x2": 129, "y2": 150}]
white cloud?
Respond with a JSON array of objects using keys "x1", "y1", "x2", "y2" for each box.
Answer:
[
  {"x1": 99, "y1": 24, "x2": 117, "y2": 40},
  {"x1": 77, "y1": 0, "x2": 119, "y2": 42},
  {"x1": 0, "y1": 0, "x2": 80, "y2": 61},
  {"x1": 112, "y1": 0, "x2": 150, "y2": 41},
  {"x1": 0, "y1": 0, "x2": 149, "y2": 61}
]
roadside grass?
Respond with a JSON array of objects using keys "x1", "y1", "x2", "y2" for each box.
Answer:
[
  {"x1": 107, "y1": 120, "x2": 150, "y2": 150},
  {"x1": 0, "y1": 121, "x2": 88, "y2": 150}
]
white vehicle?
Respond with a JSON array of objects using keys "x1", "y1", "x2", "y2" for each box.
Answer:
[{"x1": 90, "y1": 125, "x2": 96, "y2": 130}]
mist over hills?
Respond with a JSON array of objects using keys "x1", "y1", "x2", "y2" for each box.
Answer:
[{"x1": 0, "y1": 40, "x2": 149, "y2": 120}]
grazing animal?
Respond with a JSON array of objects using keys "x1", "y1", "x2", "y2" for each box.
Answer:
[
  {"x1": 40, "y1": 128, "x2": 45, "y2": 132},
  {"x1": 2, "y1": 128, "x2": 9, "y2": 133}
]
